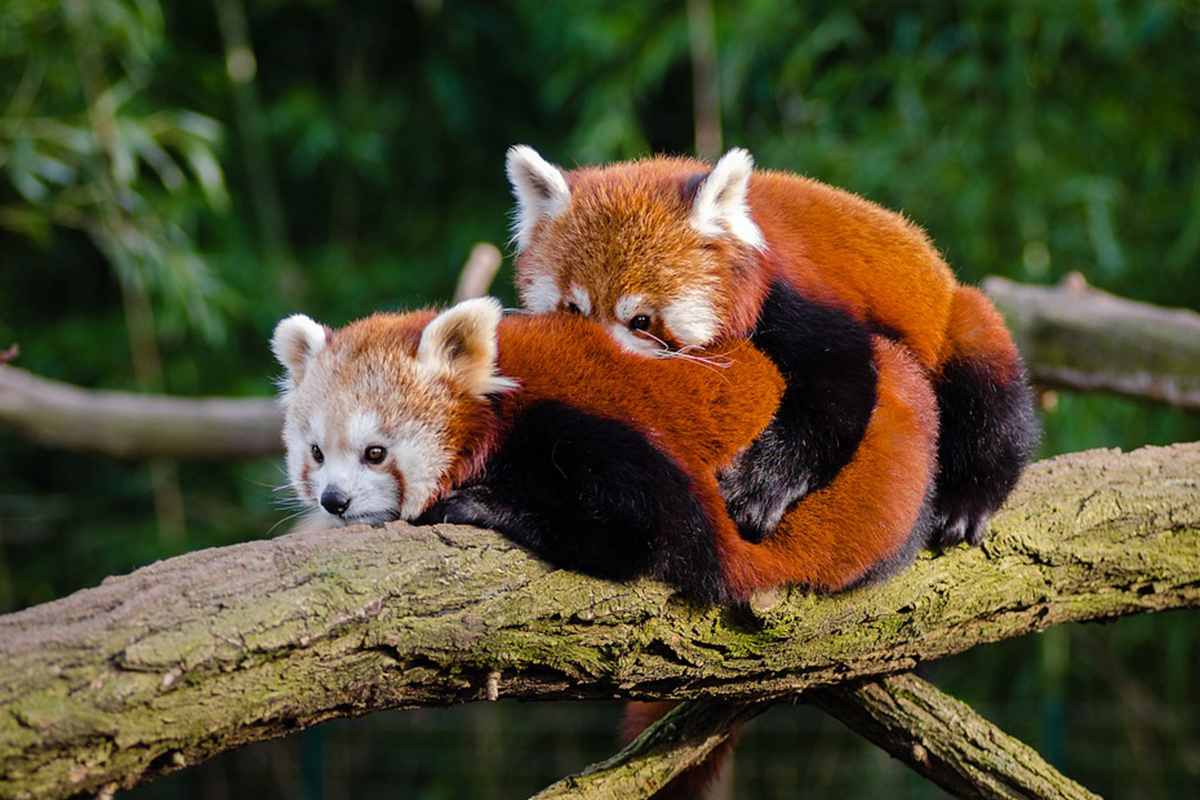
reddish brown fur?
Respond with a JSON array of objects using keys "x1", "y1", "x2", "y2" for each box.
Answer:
[
  {"x1": 620, "y1": 701, "x2": 740, "y2": 800},
  {"x1": 944, "y1": 285, "x2": 1022, "y2": 383},
  {"x1": 519, "y1": 155, "x2": 999, "y2": 372},
  {"x1": 494, "y1": 314, "x2": 784, "y2": 476},
  {"x1": 717, "y1": 337, "x2": 938, "y2": 596},
  {"x1": 329, "y1": 309, "x2": 932, "y2": 597}
]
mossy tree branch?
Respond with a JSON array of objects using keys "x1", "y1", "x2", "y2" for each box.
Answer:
[
  {"x1": 0, "y1": 442, "x2": 1197, "y2": 798},
  {"x1": 542, "y1": 669, "x2": 1104, "y2": 800}
]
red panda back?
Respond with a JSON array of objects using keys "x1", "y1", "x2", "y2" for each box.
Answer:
[
  {"x1": 496, "y1": 314, "x2": 784, "y2": 474},
  {"x1": 749, "y1": 171, "x2": 957, "y2": 370}
]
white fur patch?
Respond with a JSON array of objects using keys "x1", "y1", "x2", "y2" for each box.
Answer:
[
  {"x1": 662, "y1": 291, "x2": 720, "y2": 347},
  {"x1": 506, "y1": 145, "x2": 571, "y2": 251},
  {"x1": 689, "y1": 148, "x2": 765, "y2": 250},
  {"x1": 271, "y1": 314, "x2": 328, "y2": 392},
  {"x1": 568, "y1": 285, "x2": 592, "y2": 316},
  {"x1": 522, "y1": 272, "x2": 562, "y2": 314},
  {"x1": 610, "y1": 323, "x2": 661, "y2": 357},
  {"x1": 614, "y1": 294, "x2": 649, "y2": 325},
  {"x1": 391, "y1": 420, "x2": 451, "y2": 519}
]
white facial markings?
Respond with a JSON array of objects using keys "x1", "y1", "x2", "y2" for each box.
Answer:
[
  {"x1": 661, "y1": 291, "x2": 720, "y2": 347},
  {"x1": 306, "y1": 408, "x2": 402, "y2": 525},
  {"x1": 614, "y1": 294, "x2": 649, "y2": 325},
  {"x1": 568, "y1": 285, "x2": 592, "y2": 315},
  {"x1": 610, "y1": 322, "x2": 662, "y2": 357},
  {"x1": 689, "y1": 147, "x2": 766, "y2": 250},
  {"x1": 522, "y1": 272, "x2": 562, "y2": 314},
  {"x1": 390, "y1": 420, "x2": 452, "y2": 519}
]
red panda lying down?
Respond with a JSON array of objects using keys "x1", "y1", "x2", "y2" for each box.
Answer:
[{"x1": 272, "y1": 297, "x2": 937, "y2": 605}]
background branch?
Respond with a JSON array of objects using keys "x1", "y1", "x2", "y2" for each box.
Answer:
[
  {"x1": 0, "y1": 364, "x2": 282, "y2": 459},
  {"x1": 1, "y1": 442, "x2": 1197, "y2": 799},
  {"x1": 984, "y1": 273, "x2": 1200, "y2": 412},
  {"x1": 533, "y1": 701, "x2": 771, "y2": 800}
]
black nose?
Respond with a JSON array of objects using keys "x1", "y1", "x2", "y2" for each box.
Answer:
[{"x1": 320, "y1": 487, "x2": 351, "y2": 516}]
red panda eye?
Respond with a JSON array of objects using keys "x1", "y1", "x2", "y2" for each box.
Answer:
[
  {"x1": 311, "y1": 445, "x2": 324, "y2": 464},
  {"x1": 629, "y1": 314, "x2": 652, "y2": 332},
  {"x1": 565, "y1": 303, "x2": 582, "y2": 315},
  {"x1": 363, "y1": 445, "x2": 387, "y2": 464}
]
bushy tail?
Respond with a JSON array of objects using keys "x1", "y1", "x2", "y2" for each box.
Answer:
[
  {"x1": 713, "y1": 336, "x2": 941, "y2": 598},
  {"x1": 931, "y1": 286, "x2": 1040, "y2": 547},
  {"x1": 620, "y1": 701, "x2": 740, "y2": 800}
]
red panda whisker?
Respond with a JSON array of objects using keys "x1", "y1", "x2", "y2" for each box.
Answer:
[{"x1": 266, "y1": 507, "x2": 317, "y2": 536}]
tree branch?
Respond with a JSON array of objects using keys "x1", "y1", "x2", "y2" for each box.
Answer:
[
  {"x1": 532, "y1": 701, "x2": 771, "y2": 799},
  {"x1": 809, "y1": 673, "x2": 1100, "y2": 800},
  {"x1": 0, "y1": 364, "x2": 282, "y2": 459},
  {"x1": 543, "y1": 667, "x2": 1103, "y2": 800},
  {"x1": 984, "y1": 273, "x2": 1200, "y2": 412},
  {"x1": 3, "y1": 278, "x2": 1194, "y2": 460},
  {"x1": 1, "y1": 442, "x2": 1197, "y2": 799}
]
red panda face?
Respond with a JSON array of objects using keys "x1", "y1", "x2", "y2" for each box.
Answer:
[
  {"x1": 270, "y1": 300, "x2": 514, "y2": 530},
  {"x1": 507, "y1": 146, "x2": 765, "y2": 356}
]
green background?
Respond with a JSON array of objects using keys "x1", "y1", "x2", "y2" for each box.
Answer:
[{"x1": 2, "y1": 1, "x2": 1198, "y2": 797}]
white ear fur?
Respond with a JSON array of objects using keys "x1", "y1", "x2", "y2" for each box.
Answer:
[
  {"x1": 271, "y1": 314, "x2": 328, "y2": 388},
  {"x1": 689, "y1": 147, "x2": 765, "y2": 250},
  {"x1": 418, "y1": 297, "x2": 519, "y2": 396},
  {"x1": 506, "y1": 144, "x2": 571, "y2": 251}
]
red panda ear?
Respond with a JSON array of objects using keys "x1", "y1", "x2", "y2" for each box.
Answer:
[
  {"x1": 418, "y1": 297, "x2": 519, "y2": 397},
  {"x1": 506, "y1": 145, "x2": 571, "y2": 251},
  {"x1": 690, "y1": 148, "x2": 765, "y2": 250},
  {"x1": 271, "y1": 314, "x2": 329, "y2": 389}
]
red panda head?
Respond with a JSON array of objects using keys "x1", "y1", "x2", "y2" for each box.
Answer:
[
  {"x1": 506, "y1": 146, "x2": 766, "y2": 356},
  {"x1": 271, "y1": 298, "x2": 516, "y2": 529}
]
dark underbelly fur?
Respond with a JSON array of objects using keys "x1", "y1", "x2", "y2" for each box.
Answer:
[
  {"x1": 422, "y1": 400, "x2": 732, "y2": 604},
  {"x1": 718, "y1": 281, "x2": 878, "y2": 544}
]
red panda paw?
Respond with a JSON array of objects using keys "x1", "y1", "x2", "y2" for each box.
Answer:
[{"x1": 930, "y1": 501, "x2": 992, "y2": 549}]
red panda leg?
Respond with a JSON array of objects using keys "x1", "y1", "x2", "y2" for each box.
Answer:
[
  {"x1": 931, "y1": 286, "x2": 1039, "y2": 547},
  {"x1": 620, "y1": 701, "x2": 741, "y2": 800},
  {"x1": 430, "y1": 399, "x2": 732, "y2": 603},
  {"x1": 718, "y1": 281, "x2": 877, "y2": 543},
  {"x1": 715, "y1": 336, "x2": 940, "y2": 597}
]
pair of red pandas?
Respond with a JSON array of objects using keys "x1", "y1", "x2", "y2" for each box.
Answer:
[
  {"x1": 272, "y1": 147, "x2": 1037, "y2": 796},
  {"x1": 274, "y1": 146, "x2": 1036, "y2": 603}
]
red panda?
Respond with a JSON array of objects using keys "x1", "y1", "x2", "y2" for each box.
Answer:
[
  {"x1": 505, "y1": 146, "x2": 1038, "y2": 550},
  {"x1": 271, "y1": 297, "x2": 936, "y2": 604},
  {"x1": 272, "y1": 297, "x2": 939, "y2": 798}
]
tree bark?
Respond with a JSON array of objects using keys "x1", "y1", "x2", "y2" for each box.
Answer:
[
  {"x1": 984, "y1": 273, "x2": 1200, "y2": 412},
  {"x1": 810, "y1": 673, "x2": 1101, "y2": 800},
  {"x1": 1, "y1": 442, "x2": 1197, "y2": 799}
]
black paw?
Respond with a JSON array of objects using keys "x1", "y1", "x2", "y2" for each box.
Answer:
[
  {"x1": 438, "y1": 492, "x2": 502, "y2": 530},
  {"x1": 930, "y1": 494, "x2": 994, "y2": 548},
  {"x1": 717, "y1": 444, "x2": 810, "y2": 544},
  {"x1": 412, "y1": 498, "x2": 448, "y2": 526}
]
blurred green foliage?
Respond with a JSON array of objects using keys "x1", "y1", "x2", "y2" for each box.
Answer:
[{"x1": 1, "y1": 0, "x2": 1198, "y2": 797}]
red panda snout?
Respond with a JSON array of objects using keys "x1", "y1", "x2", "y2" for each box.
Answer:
[{"x1": 320, "y1": 486, "x2": 351, "y2": 516}]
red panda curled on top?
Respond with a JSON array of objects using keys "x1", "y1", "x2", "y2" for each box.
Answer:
[
  {"x1": 505, "y1": 145, "x2": 1039, "y2": 553},
  {"x1": 272, "y1": 296, "x2": 938, "y2": 605}
]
